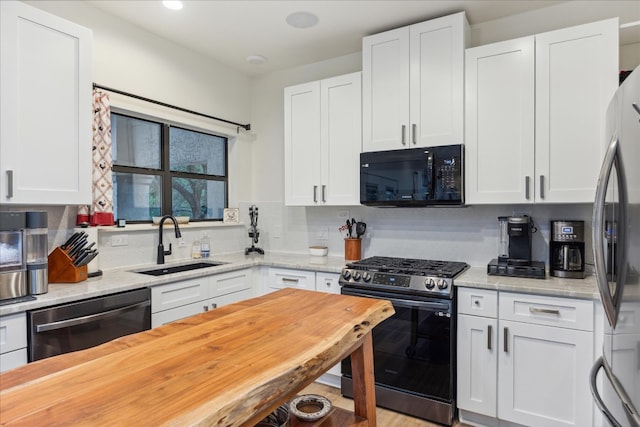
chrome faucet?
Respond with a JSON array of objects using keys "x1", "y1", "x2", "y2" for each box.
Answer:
[{"x1": 157, "y1": 215, "x2": 182, "y2": 264}]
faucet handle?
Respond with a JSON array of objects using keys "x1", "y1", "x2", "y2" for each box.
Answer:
[{"x1": 164, "y1": 243, "x2": 172, "y2": 256}]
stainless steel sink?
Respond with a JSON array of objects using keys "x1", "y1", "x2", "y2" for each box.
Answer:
[{"x1": 134, "y1": 261, "x2": 226, "y2": 276}]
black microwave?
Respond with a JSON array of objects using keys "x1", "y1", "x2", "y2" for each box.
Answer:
[{"x1": 360, "y1": 144, "x2": 464, "y2": 207}]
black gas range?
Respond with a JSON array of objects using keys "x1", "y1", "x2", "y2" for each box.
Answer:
[
  {"x1": 339, "y1": 256, "x2": 469, "y2": 426},
  {"x1": 339, "y1": 256, "x2": 469, "y2": 299}
]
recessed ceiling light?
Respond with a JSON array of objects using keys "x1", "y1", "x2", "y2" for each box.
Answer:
[
  {"x1": 286, "y1": 11, "x2": 319, "y2": 29},
  {"x1": 246, "y1": 55, "x2": 267, "y2": 65},
  {"x1": 162, "y1": 1, "x2": 183, "y2": 11}
]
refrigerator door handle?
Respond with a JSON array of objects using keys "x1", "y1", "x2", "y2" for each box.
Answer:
[
  {"x1": 590, "y1": 356, "x2": 640, "y2": 427},
  {"x1": 593, "y1": 135, "x2": 627, "y2": 328}
]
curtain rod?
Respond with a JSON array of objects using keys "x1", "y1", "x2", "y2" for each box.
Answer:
[{"x1": 92, "y1": 83, "x2": 251, "y2": 132}]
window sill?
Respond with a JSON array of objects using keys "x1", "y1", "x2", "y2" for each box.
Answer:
[{"x1": 96, "y1": 222, "x2": 244, "y2": 233}]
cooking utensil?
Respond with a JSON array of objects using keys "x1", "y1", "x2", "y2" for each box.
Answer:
[
  {"x1": 61, "y1": 232, "x2": 83, "y2": 250},
  {"x1": 355, "y1": 221, "x2": 367, "y2": 239},
  {"x1": 346, "y1": 218, "x2": 356, "y2": 238}
]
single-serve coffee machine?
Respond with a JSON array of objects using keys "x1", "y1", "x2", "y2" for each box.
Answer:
[
  {"x1": 488, "y1": 215, "x2": 545, "y2": 279},
  {"x1": 550, "y1": 220, "x2": 585, "y2": 279}
]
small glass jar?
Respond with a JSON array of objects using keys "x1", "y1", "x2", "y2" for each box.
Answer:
[{"x1": 191, "y1": 240, "x2": 201, "y2": 259}]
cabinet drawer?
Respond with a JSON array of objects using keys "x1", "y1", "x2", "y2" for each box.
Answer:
[
  {"x1": 267, "y1": 268, "x2": 316, "y2": 290},
  {"x1": 211, "y1": 269, "x2": 252, "y2": 297},
  {"x1": 316, "y1": 272, "x2": 340, "y2": 295},
  {"x1": 0, "y1": 348, "x2": 27, "y2": 372},
  {"x1": 0, "y1": 312, "x2": 27, "y2": 354},
  {"x1": 458, "y1": 287, "x2": 498, "y2": 317},
  {"x1": 151, "y1": 278, "x2": 209, "y2": 313},
  {"x1": 499, "y1": 292, "x2": 593, "y2": 331},
  {"x1": 151, "y1": 300, "x2": 211, "y2": 328}
]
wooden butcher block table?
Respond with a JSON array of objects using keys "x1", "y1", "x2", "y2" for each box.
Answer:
[{"x1": 0, "y1": 288, "x2": 394, "y2": 426}]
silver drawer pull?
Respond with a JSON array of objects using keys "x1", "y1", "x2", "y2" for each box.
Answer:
[
  {"x1": 282, "y1": 277, "x2": 300, "y2": 283},
  {"x1": 401, "y1": 125, "x2": 406, "y2": 145},
  {"x1": 529, "y1": 307, "x2": 560, "y2": 315}
]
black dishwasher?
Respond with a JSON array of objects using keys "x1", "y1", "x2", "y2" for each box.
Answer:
[{"x1": 27, "y1": 288, "x2": 151, "y2": 361}]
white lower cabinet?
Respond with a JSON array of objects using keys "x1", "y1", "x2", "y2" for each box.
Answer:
[
  {"x1": 151, "y1": 269, "x2": 253, "y2": 328},
  {"x1": 0, "y1": 312, "x2": 27, "y2": 372},
  {"x1": 457, "y1": 288, "x2": 594, "y2": 427},
  {"x1": 316, "y1": 272, "x2": 342, "y2": 388},
  {"x1": 262, "y1": 267, "x2": 316, "y2": 294}
]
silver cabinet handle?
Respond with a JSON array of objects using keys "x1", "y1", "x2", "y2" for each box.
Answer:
[
  {"x1": 313, "y1": 185, "x2": 318, "y2": 203},
  {"x1": 282, "y1": 277, "x2": 299, "y2": 283},
  {"x1": 487, "y1": 324, "x2": 492, "y2": 350},
  {"x1": 539, "y1": 175, "x2": 545, "y2": 199},
  {"x1": 401, "y1": 125, "x2": 406, "y2": 145},
  {"x1": 503, "y1": 327, "x2": 509, "y2": 353},
  {"x1": 203, "y1": 305, "x2": 209, "y2": 312},
  {"x1": 322, "y1": 185, "x2": 326, "y2": 202},
  {"x1": 412, "y1": 124, "x2": 417, "y2": 145},
  {"x1": 6, "y1": 170, "x2": 13, "y2": 198},
  {"x1": 36, "y1": 300, "x2": 150, "y2": 332},
  {"x1": 211, "y1": 303, "x2": 217, "y2": 309},
  {"x1": 529, "y1": 307, "x2": 560, "y2": 315},
  {"x1": 632, "y1": 102, "x2": 640, "y2": 120},
  {"x1": 525, "y1": 176, "x2": 530, "y2": 200}
]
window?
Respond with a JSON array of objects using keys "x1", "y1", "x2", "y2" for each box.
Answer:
[{"x1": 111, "y1": 112, "x2": 228, "y2": 222}]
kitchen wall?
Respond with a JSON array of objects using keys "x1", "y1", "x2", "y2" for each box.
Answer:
[{"x1": 15, "y1": 1, "x2": 640, "y2": 271}]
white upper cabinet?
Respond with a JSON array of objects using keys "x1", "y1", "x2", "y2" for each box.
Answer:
[
  {"x1": 534, "y1": 19, "x2": 619, "y2": 203},
  {"x1": 284, "y1": 72, "x2": 361, "y2": 206},
  {"x1": 0, "y1": 1, "x2": 93, "y2": 205},
  {"x1": 465, "y1": 37, "x2": 536, "y2": 204},
  {"x1": 362, "y1": 12, "x2": 468, "y2": 152},
  {"x1": 465, "y1": 18, "x2": 618, "y2": 204}
]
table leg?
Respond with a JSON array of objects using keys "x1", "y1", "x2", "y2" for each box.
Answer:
[{"x1": 349, "y1": 331, "x2": 376, "y2": 427}]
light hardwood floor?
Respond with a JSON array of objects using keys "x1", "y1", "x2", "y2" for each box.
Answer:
[{"x1": 299, "y1": 382, "x2": 469, "y2": 427}]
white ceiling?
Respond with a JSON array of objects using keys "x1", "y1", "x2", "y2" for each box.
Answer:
[{"x1": 87, "y1": 1, "x2": 637, "y2": 76}]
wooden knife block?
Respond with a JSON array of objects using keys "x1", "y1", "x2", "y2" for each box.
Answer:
[{"x1": 48, "y1": 247, "x2": 88, "y2": 283}]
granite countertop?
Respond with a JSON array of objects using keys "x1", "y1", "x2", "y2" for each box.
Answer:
[
  {"x1": 456, "y1": 266, "x2": 599, "y2": 300},
  {"x1": 0, "y1": 253, "x2": 601, "y2": 317},
  {"x1": 0, "y1": 252, "x2": 347, "y2": 317}
]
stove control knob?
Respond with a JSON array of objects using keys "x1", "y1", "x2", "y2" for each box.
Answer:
[
  {"x1": 362, "y1": 272, "x2": 372, "y2": 282},
  {"x1": 342, "y1": 270, "x2": 352, "y2": 281},
  {"x1": 425, "y1": 278, "x2": 436, "y2": 289},
  {"x1": 353, "y1": 272, "x2": 362, "y2": 281},
  {"x1": 437, "y1": 280, "x2": 448, "y2": 290}
]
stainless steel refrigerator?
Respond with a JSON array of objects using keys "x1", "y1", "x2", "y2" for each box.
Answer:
[{"x1": 590, "y1": 66, "x2": 640, "y2": 426}]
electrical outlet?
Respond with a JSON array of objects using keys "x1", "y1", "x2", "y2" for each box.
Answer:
[
  {"x1": 317, "y1": 228, "x2": 329, "y2": 240},
  {"x1": 337, "y1": 209, "x2": 350, "y2": 220},
  {"x1": 111, "y1": 235, "x2": 129, "y2": 247},
  {"x1": 178, "y1": 237, "x2": 187, "y2": 247}
]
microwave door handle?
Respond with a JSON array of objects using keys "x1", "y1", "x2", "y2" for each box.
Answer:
[
  {"x1": 593, "y1": 136, "x2": 624, "y2": 328},
  {"x1": 427, "y1": 151, "x2": 434, "y2": 199},
  {"x1": 35, "y1": 300, "x2": 150, "y2": 332}
]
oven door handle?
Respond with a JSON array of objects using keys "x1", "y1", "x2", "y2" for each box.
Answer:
[
  {"x1": 342, "y1": 289, "x2": 450, "y2": 312},
  {"x1": 35, "y1": 300, "x2": 150, "y2": 333}
]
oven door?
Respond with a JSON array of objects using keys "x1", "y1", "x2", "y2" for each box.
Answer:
[{"x1": 341, "y1": 286, "x2": 454, "y2": 403}]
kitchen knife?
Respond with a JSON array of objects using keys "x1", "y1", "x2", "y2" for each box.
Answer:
[
  {"x1": 74, "y1": 249, "x2": 95, "y2": 267},
  {"x1": 67, "y1": 238, "x2": 88, "y2": 259},
  {"x1": 76, "y1": 251, "x2": 98, "y2": 267},
  {"x1": 61, "y1": 232, "x2": 83, "y2": 250}
]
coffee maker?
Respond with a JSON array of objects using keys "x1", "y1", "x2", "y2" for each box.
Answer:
[
  {"x1": 550, "y1": 220, "x2": 586, "y2": 279},
  {"x1": 488, "y1": 215, "x2": 545, "y2": 279}
]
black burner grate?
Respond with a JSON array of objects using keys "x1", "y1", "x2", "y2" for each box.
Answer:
[{"x1": 347, "y1": 256, "x2": 469, "y2": 278}]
